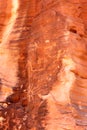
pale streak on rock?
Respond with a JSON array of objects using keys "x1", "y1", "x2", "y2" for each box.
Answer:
[
  {"x1": 1, "y1": 0, "x2": 19, "y2": 45},
  {"x1": 0, "y1": 0, "x2": 19, "y2": 102}
]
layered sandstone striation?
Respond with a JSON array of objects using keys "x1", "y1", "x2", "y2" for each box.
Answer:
[{"x1": 0, "y1": 0, "x2": 87, "y2": 130}]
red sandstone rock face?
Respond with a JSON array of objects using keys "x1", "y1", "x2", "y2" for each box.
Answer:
[{"x1": 0, "y1": 0, "x2": 87, "y2": 130}]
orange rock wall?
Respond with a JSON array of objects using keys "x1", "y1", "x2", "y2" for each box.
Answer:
[{"x1": 0, "y1": 0, "x2": 87, "y2": 130}]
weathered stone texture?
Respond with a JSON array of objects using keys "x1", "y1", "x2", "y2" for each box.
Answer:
[{"x1": 0, "y1": 0, "x2": 87, "y2": 130}]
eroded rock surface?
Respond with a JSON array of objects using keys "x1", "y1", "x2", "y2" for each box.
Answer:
[{"x1": 0, "y1": 0, "x2": 87, "y2": 130}]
